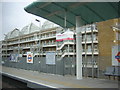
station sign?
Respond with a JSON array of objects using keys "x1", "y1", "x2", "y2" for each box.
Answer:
[
  {"x1": 27, "y1": 52, "x2": 33, "y2": 63},
  {"x1": 112, "y1": 45, "x2": 120, "y2": 66},
  {"x1": 115, "y1": 52, "x2": 120, "y2": 63}
]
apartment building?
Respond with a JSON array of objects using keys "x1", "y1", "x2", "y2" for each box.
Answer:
[
  {"x1": 2, "y1": 21, "x2": 60, "y2": 57},
  {"x1": 1, "y1": 18, "x2": 119, "y2": 77}
]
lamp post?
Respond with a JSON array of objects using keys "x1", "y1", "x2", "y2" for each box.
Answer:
[
  {"x1": 35, "y1": 19, "x2": 41, "y2": 57},
  {"x1": 34, "y1": 34, "x2": 37, "y2": 56},
  {"x1": 35, "y1": 19, "x2": 42, "y2": 72},
  {"x1": 4, "y1": 34, "x2": 8, "y2": 60},
  {"x1": 16, "y1": 29, "x2": 21, "y2": 59},
  {"x1": 35, "y1": 19, "x2": 41, "y2": 27},
  {"x1": 18, "y1": 30, "x2": 20, "y2": 56}
]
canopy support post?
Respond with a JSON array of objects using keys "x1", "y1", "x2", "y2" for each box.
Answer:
[{"x1": 76, "y1": 16, "x2": 83, "y2": 80}]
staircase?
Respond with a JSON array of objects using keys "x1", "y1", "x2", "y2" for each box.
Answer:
[
  {"x1": 57, "y1": 41, "x2": 74, "y2": 50},
  {"x1": 57, "y1": 41, "x2": 75, "y2": 60}
]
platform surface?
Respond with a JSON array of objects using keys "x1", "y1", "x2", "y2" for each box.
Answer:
[{"x1": 1, "y1": 66, "x2": 119, "y2": 89}]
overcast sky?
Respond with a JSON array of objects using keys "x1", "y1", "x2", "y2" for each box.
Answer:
[
  {"x1": 1, "y1": 1, "x2": 46, "y2": 40},
  {"x1": 0, "y1": 0, "x2": 119, "y2": 41}
]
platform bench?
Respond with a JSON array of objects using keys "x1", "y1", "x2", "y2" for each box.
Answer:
[{"x1": 104, "y1": 66, "x2": 120, "y2": 80}]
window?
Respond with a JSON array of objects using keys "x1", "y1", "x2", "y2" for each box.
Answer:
[
  {"x1": 93, "y1": 34, "x2": 96, "y2": 41},
  {"x1": 87, "y1": 35, "x2": 91, "y2": 41},
  {"x1": 94, "y1": 45, "x2": 98, "y2": 52},
  {"x1": 87, "y1": 45, "x2": 91, "y2": 52}
]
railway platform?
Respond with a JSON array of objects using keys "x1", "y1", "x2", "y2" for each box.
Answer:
[{"x1": 1, "y1": 66, "x2": 119, "y2": 89}]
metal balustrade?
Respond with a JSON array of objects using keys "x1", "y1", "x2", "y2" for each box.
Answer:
[{"x1": 41, "y1": 34, "x2": 56, "y2": 40}]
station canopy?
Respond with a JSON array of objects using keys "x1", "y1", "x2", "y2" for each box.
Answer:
[{"x1": 24, "y1": 2, "x2": 119, "y2": 28}]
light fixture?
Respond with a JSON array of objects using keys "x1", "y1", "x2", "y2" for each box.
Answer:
[
  {"x1": 113, "y1": 28, "x2": 116, "y2": 32},
  {"x1": 113, "y1": 40, "x2": 116, "y2": 42}
]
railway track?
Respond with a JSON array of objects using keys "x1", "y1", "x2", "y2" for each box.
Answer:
[{"x1": 2, "y1": 75, "x2": 34, "y2": 90}]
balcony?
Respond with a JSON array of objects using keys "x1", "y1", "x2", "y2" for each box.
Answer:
[
  {"x1": 82, "y1": 51, "x2": 99, "y2": 55},
  {"x1": 2, "y1": 48, "x2": 7, "y2": 51},
  {"x1": 8, "y1": 42, "x2": 19, "y2": 45},
  {"x1": 7, "y1": 38, "x2": 38, "y2": 45},
  {"x1": 82, "y1": 36, "x2": 98, "y2": 44},
  {"x1": 42, "y1": 42, "x2": 56, "y2": 47},
  {"x1": 82, "y1": 40, "x2": 98, "y2": 44},
  {"x1": 81, "y1": 24, "x2": 98, "y2": 34},
  {"x1": 2, "y1": 54, "x2": 10, "y2": 56},
  {"x1": 20, "y1": 39, "x2": 35, "y2": 44},
  {"x1": 7, "y1": 48, "x2": 13, "y2": 50},
  {"x1": 57, "y1": 40, "x2": 74, "y2": 49},
  {"x1": 57, "y1": 49, "x2": 75, "y2": 55},
  {"x1": 23, "y1": 46, "x2": 30, "y2": 49},
  {"x1": 2, "y1": 46, "x2": 22, "y2": 51},
  {"x1": 41, "y1": 34, "x2": 56, "y2": 40},
  {"x1": 2, "y1": 44, "x2": 7, "y2": 46},
  {"x1": 81, "y1": 29, "x2": 98, "y2": 34}
]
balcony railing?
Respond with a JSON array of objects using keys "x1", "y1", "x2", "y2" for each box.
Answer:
[
  {"x1": 42, "y1": 42, "x2": 56, "y2": 47},
  {"x1": 81, "y1": 29, "x2": 98, "y2": 34},
  {"x1": 57, "y1": 40, "x2": 74, "y2": 48},
  {"x1": 41, "y1": 35, "x2": 56, "y2": 40}
]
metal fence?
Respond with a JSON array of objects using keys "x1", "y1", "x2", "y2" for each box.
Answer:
[{"x1": 2, "y1": 57, "x2": 98, "y2": 77}]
